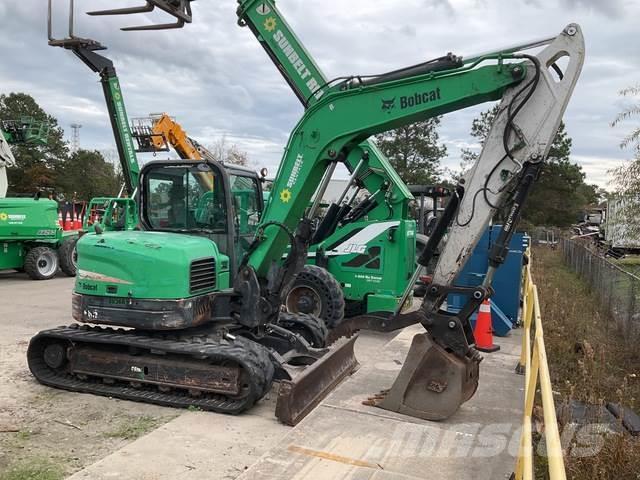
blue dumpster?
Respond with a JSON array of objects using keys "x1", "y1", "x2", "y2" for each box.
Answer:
[{"x1": 447, "y1": 226, "x2": 529, "y2": 337}]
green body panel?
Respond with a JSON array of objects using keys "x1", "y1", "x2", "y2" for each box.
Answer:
[
  {"x1": 0, "y1": 198, "x2": 78, "y2": 271},
  {"x1": 249, "y1": 62, "x2": 525, "y2": 277},
  {"x1": 75, "y1": 230, "x2": 230, "y2": 299},
  {"x1": 0, "y1": 198, "x2": 61, "y2": 241},
  {"x1": 0, "y1": 241, "x2": 24, "y2": 269},
  {"x1": 367, "y1": 294, "x2": 409, "y2": 314},
  {"x1": 310, "y1": 218, "x2": 417, "y2": 311}
]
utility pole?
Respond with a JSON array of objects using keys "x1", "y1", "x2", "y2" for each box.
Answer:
[{"x1": 70, "y1": 123, "x2": 82, "y2": 152}]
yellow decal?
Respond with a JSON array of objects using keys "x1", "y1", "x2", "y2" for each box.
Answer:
[
  {"x1": 279, "y1": 188, "x2": 292, "y2": 203},
  {"x1": 264, "y1": 17, "x2": 277, "y2": 32},
  {"x1": 0, "y1": 212, "x2": 7, "y2": 221}
]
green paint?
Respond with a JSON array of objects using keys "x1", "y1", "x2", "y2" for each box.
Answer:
[
  {"x1": 249, "y1": 62, "x2": 525, "y2": 277},
  {"x1": 106, "y1": 77, "x2": 139, "y2": 192},
  {"x1": 75, "y1": 231, "x2": 230, "y2": 299}
]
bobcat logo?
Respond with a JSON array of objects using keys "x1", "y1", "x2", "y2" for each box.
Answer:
[{"x1": 381, "y1": 98, "x2": 396, "y2": 113}]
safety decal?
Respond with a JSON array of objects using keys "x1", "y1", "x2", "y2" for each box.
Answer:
[
  {"x1": 256, "y1": 3, "x2": 271, "y2": 15},
  {"x1": 279, "y1": 188, "x2": 292, "y2": 203},
  {"x1": 264, "y1": 17, "x2": 277, "y2": 32}
]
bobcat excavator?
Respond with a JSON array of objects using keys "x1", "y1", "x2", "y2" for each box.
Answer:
[{"x1": 29, "y1": 0, "x2": 585, "y2": 424}]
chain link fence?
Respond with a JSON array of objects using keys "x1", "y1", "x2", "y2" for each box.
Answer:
[
  {"x1": 561, "y1": 239, "x2": 640, "y2": 344},
  {"x1": 530, "y1": 227, "x2": 562, "y2": 247}
]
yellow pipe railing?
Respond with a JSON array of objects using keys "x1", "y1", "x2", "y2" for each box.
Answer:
[{"x1": 514, "y1": 250, "x2": 566, "y2": 480}]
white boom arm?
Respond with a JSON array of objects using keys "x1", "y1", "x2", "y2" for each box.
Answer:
[
  {"x1": 433, "y1": 24, "x2": 585, "y2": 286},
  {"x1": 373, "y1": 25, "x2": 585, "y2": 423},
  {"x1": 0, "y1": 129, "x2": 16, "y2": 198}
]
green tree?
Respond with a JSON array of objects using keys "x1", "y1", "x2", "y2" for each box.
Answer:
[
  {"x1": 610, "y1": 84, "x2": 640, "y2": 197},
  {"x1": 608, "y1": 84, "x2": 640, "y2": 235},
  {"x1": 374, "y1": 118, "x2": 447, "y2": 185},
  {"x1": 459, "y1": 105, "x2": 499, "y2": 172},
  {"x1": 611, "y1": 84, "x2": 640, "y2": 150},
  {"x1": 459, "y1": 106, "x2": 595, "y2": 227},
  {"x1": 58, "y1": 149, "x2": 121, "y2": 200},
  {"x1": 0, "y1": 92, "x2": 69, "y2": 193},
  {"x1": 206, "y1": 137, "x2": 250, "y2": 167}
]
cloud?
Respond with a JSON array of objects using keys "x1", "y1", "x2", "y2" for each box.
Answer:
[{"x1": 0, "y1": 0, "x2": 637, "y2": 188}]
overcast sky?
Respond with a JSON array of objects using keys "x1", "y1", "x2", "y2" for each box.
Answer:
[{"x1": 1, "y1": 0, "x2": 638, "y2": 188}]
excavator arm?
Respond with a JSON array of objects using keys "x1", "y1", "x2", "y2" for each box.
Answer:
[{"x1": 238, "y1": 24, "x2": 584, "y2": 418}]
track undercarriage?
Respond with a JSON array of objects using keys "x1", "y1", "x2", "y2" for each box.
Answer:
[{"x1": 28, "y1": 313, "x2": 358, "y2": 425}]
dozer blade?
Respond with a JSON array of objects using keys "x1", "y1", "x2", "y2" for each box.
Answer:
[
  {"x1": 368, "y1": 333, "x2": 479, "y2": 421},
  {"x1": 275, "y1": 335, "x2": 359, "y2": 426}
]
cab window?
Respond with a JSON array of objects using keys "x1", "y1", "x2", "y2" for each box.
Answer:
[
  {"x1": 145, "y1": 164, "x2": 227, "y2": 232},
  {"x1": 229, "y1": 174, "x2": 261, "y2": 236}
]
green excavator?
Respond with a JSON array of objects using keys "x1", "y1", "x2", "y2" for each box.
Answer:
[{"x1": 28, "y1": 0, "x2": 585, "y2": 424}]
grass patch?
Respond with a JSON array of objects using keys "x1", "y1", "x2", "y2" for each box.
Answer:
[
  {"x1": 533, "y1": 246, "x2": 640, "y2": 478},
  {"x1": 614, "y1": 255, "x2": 640, "y2": 266},
  {"x1": 535, "y1": 246, "x2": 640, "y2": 408},
  {"x1": 104, "y1": 415, "x2": 161, "y2": 440},
  {"x1": 15, "y1": 431, "x2": 31, "y2": 442},
  {"x1": 0, "y1": 458, "x2": 64, "y2": 480}
]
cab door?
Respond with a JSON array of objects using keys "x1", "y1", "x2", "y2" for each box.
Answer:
[{"x1": 227, "y1": 171, "x2": 264, "y2": 262}]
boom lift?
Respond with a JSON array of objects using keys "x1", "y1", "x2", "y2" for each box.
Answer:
[
  {"x1": 29, "y1": 1, "x2": 585, "y2": 423},
  {"x1": 1, "y1": 118, "x2": 78, "y2": 280}
]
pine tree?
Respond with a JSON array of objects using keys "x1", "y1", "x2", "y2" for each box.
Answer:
[{"x1": 374, "y1": 118, "x2": 447, "y2": 185}]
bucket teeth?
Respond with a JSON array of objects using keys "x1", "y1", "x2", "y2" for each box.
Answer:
[{"x1": 373, "y1": 333, "x2": 479, "y2": 421}]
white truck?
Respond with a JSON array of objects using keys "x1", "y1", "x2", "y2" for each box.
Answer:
[{"x1": 605, "y1": 196, "x2": 640, "y2": 254}]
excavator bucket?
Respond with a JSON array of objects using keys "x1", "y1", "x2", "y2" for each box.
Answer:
[
  {"x1": 275, "y1": 335, "x2": 359, "y2": 425},
  {"x1": 366, "y1": 333, "x2": 479, "y2": 421},
  {"x1": 87, "y1": 0, "x2": 194, "y2": 31}
]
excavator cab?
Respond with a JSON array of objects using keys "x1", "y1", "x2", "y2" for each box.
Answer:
[{"x1": 141, "y1": 161, "x2": 232, "y2": 252}]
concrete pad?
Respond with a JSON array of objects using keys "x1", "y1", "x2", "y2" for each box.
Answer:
[
  {"x1": 63, "y1": 331, "x2": 401, "y2": 480},
  {"x1": 238, "y1": 327, "x2": 525, "y2": 480},
  {"x1": 65, "y1": 326, "x2": 525, "y2": 480},
  {"x1": 67, "y1": 398, "x2": 290, "y2": 480}
]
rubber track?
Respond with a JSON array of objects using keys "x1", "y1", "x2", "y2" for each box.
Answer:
[{"x1": 27, "y1": 324, "x2": 275, "y2": 414}]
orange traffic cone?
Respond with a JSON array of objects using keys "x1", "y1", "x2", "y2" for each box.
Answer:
[{"x1": 474, "y1": 299, "x2": 500, "y2": 353}]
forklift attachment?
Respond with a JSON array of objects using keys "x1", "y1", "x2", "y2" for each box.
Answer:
[
  {"x1": 130, "y1": 117, "x2": 171, "y2": 153},
  {"x1": 275, "y1": 335, "x2": 359, "y2": 425},
  {"x1": 366, "y1": 333, "x2": 479, "y2": 421},
  {"x1": 87, "y1": 0, "x2": 194, "y2": 31}
]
